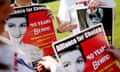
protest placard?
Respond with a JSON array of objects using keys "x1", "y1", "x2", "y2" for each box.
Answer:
[
  {"x1": 53, "y1": 23, "x2": 120, "y2": 72},
  {"x1": 76, "y1": 6, "x2": 114, "y2": 44},
  {"x1": 5, "y1": 5, "x2": 57, "y2": 71}
]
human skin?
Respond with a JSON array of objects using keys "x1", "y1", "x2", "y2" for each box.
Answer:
[
  {"x1": 57, "y1": 0, "x2": 107, "y2": 33},
  {"x1": 14, "y1": 0, "x2": 32, "y2": 6},
  {"x1": 106, "y1": 45, "x2": 120, "y2": 61},
  {"x1": 37, "y1": 56, "x2": 58, "y2": 72}
]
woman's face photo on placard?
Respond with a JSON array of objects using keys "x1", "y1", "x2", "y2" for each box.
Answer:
[
  {"x1": 59, "y1": 45, "x2": 85, "y2": 72},
  {"x1": 6, "y1": 15, "x2": 28, "y2": 43}
]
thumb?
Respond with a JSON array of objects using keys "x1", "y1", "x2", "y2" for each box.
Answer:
[
  {"x1": 56, "y1": 16, "x2": 62, "y2": 25},
  {"x1": 106, "y1": 48, "x2": 114, "y2": 53}
]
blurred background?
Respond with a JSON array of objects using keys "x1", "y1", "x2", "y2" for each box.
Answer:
[
  {"x1": 9, "y1": 0, "x2": 120, "y2": 48},
  {"x1": 43, "y1": 0, "x2": 120, "y2": 48}
]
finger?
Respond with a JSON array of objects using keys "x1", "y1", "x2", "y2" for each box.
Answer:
[
  {"x1": 61, "y1": 24, "x2": 77, "y2": 32},
  {"x1": 88, "y1": 0, "x2": 93, "y2": 9},
  {"x1": 67, "y1": 24, "x2": 77, "y2": 30},
  {"x1": 106, "y1": 48, "x2": 114, "y2": 53},
  {"x1": 42, "y1": 56, "x2": 57, "y2": 63},
  {"x1": 37, "y1": 63, "x2": 45, "y2": 72},
  {"x1": 56, "y1": 16, "x2": 62, "y2": 25},
  {"x1": 37, "y1": 64, "x2": 44, "y2": 70},
  {"x1": 61, "y1": 24, "x2": 72, "y2": 32},
  {"x1": 94, "y1": 0, "x2": 100, "y2": 8},
  {"x1": 69, "y1": 24, "x2": 77, "y2": 29},
  {"x1": 109, "y1": 45, "x2": 116, "y2": 49},
  {"x1": 88, "y1": 0, "x2": 97, "y2": 10},
  {"x1": 38, "y1": 62, "x2": 50, "y2": 70}
]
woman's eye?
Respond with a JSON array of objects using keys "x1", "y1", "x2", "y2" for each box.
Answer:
[
  {"x1": 64, "y1": 63, "x2": 69, "y2": 67},
  {"x1": 77, "y1": 59, "x2": 83, "y2": 63},
  {"x1": 20, "y1": 23, "x2": 27, "y2": 27},
  {"x1": 8, "y1": 24, "x2": 15, "y2": 28},
  {"x1": 63, "y1": 62, "x2": 71, "y2": 67},
  {"x1": 77, "y1": 58, "x2": 84, "y2": 64}
]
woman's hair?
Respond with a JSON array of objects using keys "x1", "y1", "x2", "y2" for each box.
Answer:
[
  {"x1": 0, "y1": 63, "x2": 10, "y2": 70},
  {"x1": 7, "y1": 13, "x2": 28, "y2": 26},
  {"x1": 58, "y1": 44, "x2": 86, "y2": 62}
]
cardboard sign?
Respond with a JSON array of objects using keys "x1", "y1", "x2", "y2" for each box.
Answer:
[
  {"x1": 5, "y1": 5, "x2": 57, "y2": 71},
  {"x1": 76, "y1": 6, "x2": 114, "y2": 44},
  {"x1": 53, "y1": 24, "x2": 120, "y2": 72}
]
